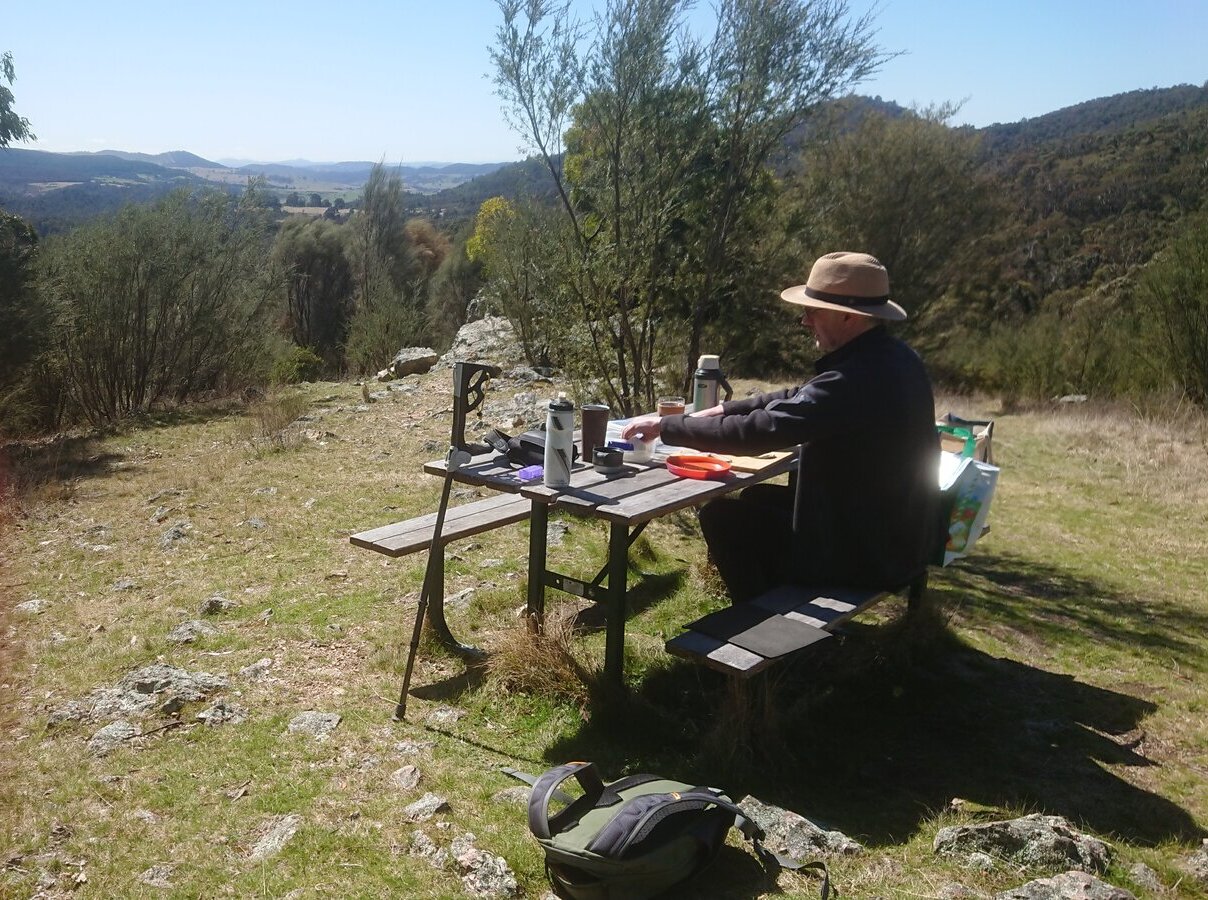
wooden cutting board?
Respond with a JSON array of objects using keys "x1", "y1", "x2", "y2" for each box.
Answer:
[{"x1": 717, "y1": 449, "x2": 795, "y2": 472}]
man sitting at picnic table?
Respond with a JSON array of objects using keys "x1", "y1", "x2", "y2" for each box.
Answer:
[{"x1": 621, "y1": 251, "x2": 939, "y2": 603}]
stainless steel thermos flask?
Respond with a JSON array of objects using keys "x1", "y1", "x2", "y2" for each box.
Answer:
[{"x1": 692, "y1": 355, "x2": 733, "y2": 411}]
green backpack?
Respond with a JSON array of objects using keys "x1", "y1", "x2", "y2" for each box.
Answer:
[{"x1": 507, "y1": 761, "x2": 830, "y2": 900}]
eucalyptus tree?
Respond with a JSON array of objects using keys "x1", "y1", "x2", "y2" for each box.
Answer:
[
  {"x1": 1, "y1": 51, "x2": 35, "y2": 148},
  {"x1": 351, "y1": 163, "x2": 413, "y2": 309},
  {"x1": 491, "y1": 0, "x2": 885, "y2": 411},
  {"x1": 272, "y1": 216, "x2": 355, "y2": 370},
  {"x1": 791, "y1": 104, "x2": 996, "y2": 333},
  {"x1": 0, "y1": 212, "x2": 50, "y2": 431},
  {"x1": 38, "y1": 190, "x2": 276, "y2": 425},
  {"x1": 1141, "y1": 211, "x2": 1208, "y2": 406},
  {"x1": 467, "y1": 195, "x2": 565, "y2": 368},
  {"x1": 684, "y1": 0, "x2": 884, "y2": 379}
]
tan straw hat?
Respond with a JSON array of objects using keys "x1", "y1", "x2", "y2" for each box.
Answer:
[{"x1": 780, "y1": 251, "x2": 907, "y2": 321}]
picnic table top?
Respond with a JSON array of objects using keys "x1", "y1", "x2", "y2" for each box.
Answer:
[{"x1": 423, "y1": 450, "x2": 797, "y2": 526}]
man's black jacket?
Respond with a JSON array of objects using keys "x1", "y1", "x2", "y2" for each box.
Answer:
[{"x1": 660, "y1": 325, "x2": 939, "y2": 589}]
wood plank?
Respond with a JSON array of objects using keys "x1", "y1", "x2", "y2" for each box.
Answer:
[
  {"x1": 350, "y1": 494, "x2": 530, "y2": 557},
  {"x1": 355, "y1": 494, "x2": 527, "y2": 542},
  {"x1": 751, "y1": 585, "x2": 880, "y2": 620},
  {"x1": 667, "y1": 581, "x2": 902, "y2": 676},
  {"x1": 706, "y1": 643, "x2": 770, "y2": 676},
  {"x1": 668, "y1": 631, "x2": 767, "y2": 676},
  {"x1": 716, "y1": 450, "x2": 795, "y2": 473},
  {"x1": 530, "y1": 465, "x2": 783, "y2": 525},
  {"x1": 666, "y1": 629, "x2": 726, "y2": 657},
  {"x1": 782, "y1": 611, "x2": 829, "y2": 628}
]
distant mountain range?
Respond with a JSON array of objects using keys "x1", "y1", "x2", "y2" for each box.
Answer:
[
  {"x1": 0, "y1": 149, "x2": 513, "y2": 233},
  {"x1": 45, "y1": 150, "x2": 510, "y2": 193},
  {"x1": 4, "y1": 83, "x2": 1207, "y2": 237}
]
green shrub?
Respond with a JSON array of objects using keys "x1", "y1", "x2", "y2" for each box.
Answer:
[
  {"x1": 270, "y1": 345, "x2": 324, "y2": 385},
  {"x1": 343, "y1": 300, "x2": 426, "y2": 377},
  {"x1": 1140, "y1": 212, "x2": 1208, "y2": 407},
  {"x1": 36, "y1": 189, "x2": 276, "y2": 426}
]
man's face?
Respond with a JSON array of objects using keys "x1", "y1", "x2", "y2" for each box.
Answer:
[{"x1": 800, "y1": 307, "x2": 850, "y2": 352}]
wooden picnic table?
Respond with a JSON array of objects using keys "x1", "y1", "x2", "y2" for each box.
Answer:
[{"x1": 420, "y1": 448, "x2": 798, "y2": 686}]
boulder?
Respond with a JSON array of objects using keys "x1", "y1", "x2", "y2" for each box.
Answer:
[
  {"x1": 405, "y1": 792, "x2": 451, "y2": 822},
  {"x1": 167, "y1": 620, "x2": 219, "y2": 643},
  {"x1": 389, "y1": 347, "x2": 439, "y2": 378},
  {"x1": 451, "y1": 832, "x2": 520, "y2": 898},
  {"x1": 196, "y1": 700, "x2": 247, "y2": 727},
  {"x1": 1183, "y1": 839, "x2": 1208, "y2": 884},
  {"x1": 198, "y1": 593, "x2": 237, "y2": 616},
  {"x1": 934, "y1": 815, "x2": 1111, "y2": 873},
  {"x1": 409, "y1": 829, "x2": 449, "y2": 869},
  {"x1": 249, "y1": 814, "x2": 302, "y2": 861},
  {"x1": 738, "y1": 795, "x2": 864, "y2": 858},
  {"x1": 54, "y1": 664, "x2": 230, "y2": 725},
  {"x1": 87, "y1": 720, "x2": 138, "y2": 756},
  {"x1": 1126, "y1": 862, "x2": 1162, "y2": 893},
  {"x1": 392, "y1": 764, "x2": 422, "y2": 791},
  {"x1": 994, "y1": 870, "x2": 1135, "y2": 899},
  {"x1": 438, "y1": 316, "x2": 525, "y2": 370},
  {"x1": 137, "y1": 863, "x2": 175, "y2": 889},
  {"x1": 287, "y1": 711, "x2": 341, "y2": 739}
]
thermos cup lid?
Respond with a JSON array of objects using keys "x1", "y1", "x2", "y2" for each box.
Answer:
[{"x1": 696, "y1": 354, "x2": 720, "y2": 370}]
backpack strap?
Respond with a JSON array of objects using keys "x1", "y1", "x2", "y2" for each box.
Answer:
[
  {"x1": 591, "y1": 772, "x2": 661, "y2": 808},
  {"x1": 500, "y1": 766, "x2": 574, "y2": 807},
  {"x1": 527, "y1": 761, "x2": 607, "y2": 840},
  {"x1": 729, "y1": 803, "x2": 832, "y2": 899},
  {"x1": 582, "y1": 787, "x2": 831, "y2": 899}
]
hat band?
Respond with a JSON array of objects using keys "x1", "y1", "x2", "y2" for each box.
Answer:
[{"x1": 804, "y1": 286, "x2": 890, "y2": 308}]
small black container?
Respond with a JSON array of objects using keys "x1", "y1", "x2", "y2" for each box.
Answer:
[{"x1": 593, "y1": 447, "x2": 624, "y2": 472}]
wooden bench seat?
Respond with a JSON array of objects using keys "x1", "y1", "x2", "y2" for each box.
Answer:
[
  {"x1": 350, "y1": 493, "x2": 531, "y2": 557},
  {"x1": 665, "y1": 576, "x2": 926, "y2": 678}
]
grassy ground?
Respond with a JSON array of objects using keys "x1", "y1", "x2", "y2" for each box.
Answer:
[{"x1": 1, "y1": 374, "x2": 1205, "y2": 898}]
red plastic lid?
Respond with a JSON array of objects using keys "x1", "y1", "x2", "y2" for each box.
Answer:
[{"x1": 665, "y1": 454, "x2": 732, "y2": 479}]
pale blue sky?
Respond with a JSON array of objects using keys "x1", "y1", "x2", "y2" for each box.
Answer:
[{"x1": 5, "y1": 0, "x2": 1205, "y2": 164}]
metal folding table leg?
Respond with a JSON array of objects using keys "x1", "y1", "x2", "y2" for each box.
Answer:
[
  {"x1": 526, "y1": 501, "x2": 549, "y2": 631},
  {"x1": 422, "y1": 542, "x2": 485, "y2": 660},
  {"x1": 603, "y1": 522, "x2": 630, "y2": 685}
]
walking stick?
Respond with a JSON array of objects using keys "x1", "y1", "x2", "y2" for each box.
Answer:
[
  {"x1": 394, "y1": 448, "x2": 464, "y2": 721},
  {"x1": 394, "y1": 361, "x2": 499, "y2": 721}
]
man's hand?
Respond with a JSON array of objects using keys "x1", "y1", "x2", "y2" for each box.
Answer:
[{"x1": 620, "y1": 415, "x2": 662, "y2": 442}]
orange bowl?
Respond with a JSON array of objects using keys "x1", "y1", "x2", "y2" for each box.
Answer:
[{"x1": 665, "y1": 454, "x2": 732, "y2": 479}]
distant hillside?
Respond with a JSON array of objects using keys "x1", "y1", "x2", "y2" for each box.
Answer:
[
  {"x1": 978, "y1": 83, "x2": 1208, "y2": 156},
  {"x1": 0, "y1": 148, "x2": 206, "y2": 190},
  {"x1": 89, "y1": 149, "x2": 226, "y2": 169},
  {"x1": 0, "y1": 149, "x2": 514, "y2": 232},
  {"x1": 4, "y1": 82, "x2": 1206, "y2": 244},
  {"x1": 971, "y1": 99, "x2": 1208, "y2": 317},
  {"x1": 0, "y1": 149, "x2": 212, "y2": 233},
  {"x1": 227, "y1": 160, "x2": 509, "y2": 195},
  {"x1": 409, "y1": 156, "x2": 559, "y2": 222}
]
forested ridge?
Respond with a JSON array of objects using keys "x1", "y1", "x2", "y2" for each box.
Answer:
[{"x1": 2, "y1": 12, "x2": 1207, "y2": 436}]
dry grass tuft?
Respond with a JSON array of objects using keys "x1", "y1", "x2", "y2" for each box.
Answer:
[
  {"x1": 238, "y1": 389, "x2": 311, "y2": 453},
  {"x1": 486, "y1": 604, "x2": 598, "y2": 706}
]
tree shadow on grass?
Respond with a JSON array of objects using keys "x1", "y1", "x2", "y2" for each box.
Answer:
[
  {"x1": 544, "y1": 588, "x2": 1203, "y2": 858},
  {"x1": 2, "y1": 403, "x2": 248, "y2": 501},
  {"x1": 934, "y1": 551, "x2": 1208, "y2": 670},
  {"x1": 2, "y1": 435, "x2": 125, "y2": 495}
]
